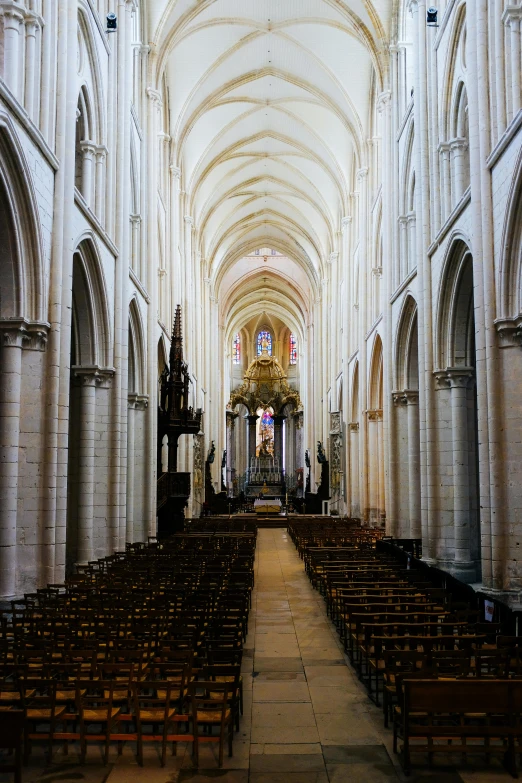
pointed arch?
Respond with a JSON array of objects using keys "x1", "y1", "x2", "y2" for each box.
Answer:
[
  {"x1": 395, "y1": 294, "x2": 419, "y2": 390},
  {"x1": 436, "y1": 234, "x2": 474, "y2": 369},
  {"x1": 0, "y1": 113, "x2": 44, "y2": 321},
  {"x1": 129, "y1": 298, "x2": 146, "y2": 395},
  {"x1": 369, "y1": 333, "x2": 383, "y2": 410},
  {"x1": 351, "y1": 360, "x2": 360, "y2": 423},
  {"x1": 499, "y1": 145, "x2": 522, "y2": 320},
  {"x1": 72, "y1": 235, "x2": 112, "y2": 368}
]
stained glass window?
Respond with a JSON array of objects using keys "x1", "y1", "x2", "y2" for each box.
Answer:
[
  {"x1": 289, "y1": 333, "x2": 297, "y2": 365},
  {"x1": 233, "y1": 333, "x2": 241, "y2": 364},
  {"x1": 257, "y1": 408, "x2": 274, "y2": 456},
  {"x1": 257, "y1": 330, "x2": 272, "y2": 356}
]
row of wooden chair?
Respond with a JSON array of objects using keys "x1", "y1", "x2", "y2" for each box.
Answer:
[
  {"x1": 291, "y1": 522, "x2": 522, "y2": 778},
  {"x1": 0, "y1": 529, "x2": 256, "y2": 777}
]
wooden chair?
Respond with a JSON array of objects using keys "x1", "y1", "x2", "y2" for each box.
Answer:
[
  {"x1": 20, "y1": 678, "x2": 67, "y2": 762},
  {"x1": 189, "y1": 681, "x2": 234, "y2": 768},
  {"x1": 204, "y1": 664, "x2": 241, "y2": 731},
  {"x1": 76, "y1": 680, "x2": 122, "y2": 765},
  {"x1": 0, "y1": 709, "x2": 23, "y2": 783},
  {"x1": 132, "y1": 680, "x2": 180, "y2": 766}
]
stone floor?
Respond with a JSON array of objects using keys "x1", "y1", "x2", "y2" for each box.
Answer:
[{"x1": 0, "y1": 528, "x2": 513, "y2": 782}]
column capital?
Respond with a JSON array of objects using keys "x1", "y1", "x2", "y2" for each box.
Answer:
[
  {"x1": 0, "y1": 4, "x2": 24, "y2": 27},
  {"x1": 348, "y1": 421, "x2": 359, "y2": 432},
  {"x1": 129, "y1": 392, "x2": 148, "y2": 409},
  {"x1": 495, "y1": 316, "x2": 522, "y2": 348},
  {"x1": 328, "y1": 251, "x2": 339, "y2": 264},
  {"x1": 130, "y1": 213, "x2": 141, "y2": 225},
  {"x1": 367, "y1": 409, "x2": 383, "y2": 421},
  {"x1": 449, "y1": 137, "x2": 468, "y2": 152},
  {"x1": 273, "y1": 414, "x2": 287, "y2": 425},
  {"x1": 246, "y1": 414, "x2": 259, "y2": 424},
  {"x1": 73, "y1": 366, "x2": 115, "y2": 388},
  {"x1": 392, "y1": 389, "x2": 419, "y2": 406},
  {"x1": 377, "y1": 90, "x2": 392, "y2": 113},
  {"x1": 146, "y1": 87, "x2": 162, "y2": 107},
  {"x1": 80, "y1": 140, "x2": 97, "y2": 157},
  {"x1": 24, "y1": 12, "x2": 41, "y2": 34},
  {"x1": 356, "y1": 167, "x2": 368, "y2": 181},
  {"x1": 438, "y1": 141, "x2": 451, "y2": 154},
  {"x1": 0, "y1": 318, "x2": 49, "y2": 350},
  {"x1": 503, "y1": 6, "x2": 522, "y2": 26},
  {"x1": 434, "y1": 367, "x2": 474, "y2": 389},
  {"x1": 341, "y1": 216, "x2": 352, "y2": 231},
  {"x1": 184, "y1": 215, "x2": 195, "y2": 228},
  {"x1": 170, "y1": 165, "x2": 181, "y2": 178}
]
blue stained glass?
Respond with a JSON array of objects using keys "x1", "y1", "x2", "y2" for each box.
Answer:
[{"x1": 257, "y1": 330, "x2": 272, "y2": 356}]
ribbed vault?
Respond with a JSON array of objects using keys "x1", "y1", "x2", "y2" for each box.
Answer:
[{"x1": 150, "y1": 0, "x2": 393, "y2": 375}]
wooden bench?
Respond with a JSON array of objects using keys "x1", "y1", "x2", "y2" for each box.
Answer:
[{"x1": 396, "y1": 679, "x2": 522, "y2": 777}]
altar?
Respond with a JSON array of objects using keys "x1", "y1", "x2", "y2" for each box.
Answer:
[{"x1": 254, "y1": 498, "x2": 282, "y2": 515}]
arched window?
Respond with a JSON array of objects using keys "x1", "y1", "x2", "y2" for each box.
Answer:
[
  {"x1": 233, "y1": 333, "x2": 241, "y2": 364},
  {"x1": 257, "y1": 330, "x2": 272, "y2": 355},
  {"x1": 289, "y1": 333, "x2": 297, "y2": 365}
]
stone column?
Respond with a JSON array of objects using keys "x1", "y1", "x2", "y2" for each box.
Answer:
[
  {"x1": 95, "y1": 146, "x2": 107, "y2": 225},
  {"x1": 0, "y1": 326, "x2": 24, "y2": 596},
  {"x1": 439, "y1": 143, "x2": 452, "y2": 221},
  {"x1": 2, "y1": 7, "x2": 24, "y2": 98},
  {"x1": 407, "y1": 214, "x2": 416, "y2": 274},
  {"x1": 395, "y1": 390, "x2": 421, "y2": 538},
  {"x1": 398, "y1": 216, "x2": 408, "y2": 281},
  {"x1": 24, "y1": 14, "x2": 40, "y2": 121},
  {"x1": 126, "y1": 395, "x2": 136, "y2": 545},
  {"x1": 349, "y1": 422, "x2": 359, "y2": 517},
  {"x1": 503, "y1": 7, "x2": 522, "y2": 117},
  {"x1": 226, "y1": 411, "x2": 237, "y2": 492},
  {"x1": 246, "y1": 415, "x2": 258, "y2": 467},
  {"x1": 74, "y1": 369, "x2": 97, "y2": 565},
  {"x1": 495, "y1": 0, "x2": 507, "y2": 136},
  {"x1": 273, "y1": 415, "x2": 286, "y2": 473},
  {"x1": 130, "y1": 214, "x2": 141, "y2": 277},
  {"x1": 450, "y1": 138, "x2": 468, "y2": 203},
  {"x1": 449, "y1": 370, "x2": 474, "y2": 578},
  {"x1": 80, "y1": 141, "x2": 97, "y2": 209},
  {"x1": 405, "y1": 391, "x2": 421, "y2": 538},
  {"x1": 356, "y1": 167, "x2": 369, "y2": 521},
  {"x1": 437, "y1": 368, "x2": 475, "y2": 580}
]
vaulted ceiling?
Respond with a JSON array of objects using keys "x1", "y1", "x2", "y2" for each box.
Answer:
[{"x1": 149, "y1": 0, "x2": 393, "y2": 335}]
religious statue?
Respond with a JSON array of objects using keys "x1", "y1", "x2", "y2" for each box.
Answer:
[
  {"x1": 317, "y1": 441, "x2": 327, "y2": 463},
  {"x1": 207, "y1": 441, "x2": 215, "y2": 463}
]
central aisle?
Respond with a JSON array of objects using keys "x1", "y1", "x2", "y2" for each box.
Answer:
[{"x1": 242, "y1": 527, "x2": 396, "y2": 781}]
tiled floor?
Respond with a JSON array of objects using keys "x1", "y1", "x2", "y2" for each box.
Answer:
[{"x1": 1, "y1": 528, "x2": 513, "y2": 782}]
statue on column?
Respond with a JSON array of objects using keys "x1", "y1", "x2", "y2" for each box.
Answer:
[{"x1": 317, "y1": 441, "x2": 327, "y2": 463}]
